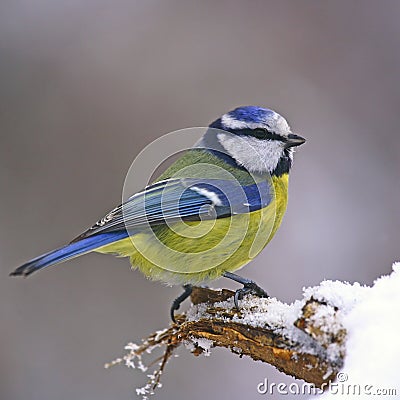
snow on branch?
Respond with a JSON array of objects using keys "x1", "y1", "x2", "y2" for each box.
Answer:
[{"x1": 106, "y1": 263, "x2": 400, "y2": 398}]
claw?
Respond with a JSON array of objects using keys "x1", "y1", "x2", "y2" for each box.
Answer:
[
  {"x1": 170, "y1": 284, "x2": 192, "y2": 323},
  {"x1": 234, "y1": 290, "x2": 241, "y2": 309},
  {"x1": 224, "y1": 272, "x2": 269, "y2": 310}
]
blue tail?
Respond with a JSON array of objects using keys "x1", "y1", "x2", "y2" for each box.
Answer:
[{"x1": 10, "y1": 231, "x2": 129, "y2": 277}]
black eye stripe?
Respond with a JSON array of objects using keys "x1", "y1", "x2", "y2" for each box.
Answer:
[{"x1": 237, "y1": 128, "x2": 285, "y2": 141}]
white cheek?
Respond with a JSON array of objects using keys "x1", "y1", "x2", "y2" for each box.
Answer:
[{"x1": 217, "y1": 133, "x2": 285, "y2": 173}]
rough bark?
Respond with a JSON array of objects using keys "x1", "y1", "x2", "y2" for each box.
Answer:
[{"x1": 112, "y1": 286, "x2": 346, "y2": 391}]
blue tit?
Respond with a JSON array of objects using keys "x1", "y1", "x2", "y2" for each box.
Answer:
[{"x1": 11, "y1": 106, "x2": 306, "y2": 320}]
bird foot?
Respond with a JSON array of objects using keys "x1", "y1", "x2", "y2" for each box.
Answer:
[
  {"x1": 223, "y1": 271, "x2": 269, "y2": 309},
  {"x1": 233, "y1": 282, "x2": 269, "y2": 309},
  {"x1": 170, "y1": 284, "x2": 193, "y2": 323}
]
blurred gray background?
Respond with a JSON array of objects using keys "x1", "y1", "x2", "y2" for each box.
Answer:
[{"x1": 1, "y1": 1, "x2": 400, "y2": 399}]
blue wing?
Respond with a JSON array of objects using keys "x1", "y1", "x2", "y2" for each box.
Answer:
[
  {"x1": 72, "y1": 177, "x2": 273, "y2": 241},
  {"x1": 10, "y1": 177, "x2": 272, "y2": 276}
]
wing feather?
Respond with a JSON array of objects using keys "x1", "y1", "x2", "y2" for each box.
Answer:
[{"x1": 71, "y1": 178, "x2": 272, "y2": 242}]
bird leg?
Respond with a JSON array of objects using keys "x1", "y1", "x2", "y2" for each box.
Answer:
[
  {"x1": 223, "y1": 272, "x2": 269, "y2": 309},
  {"x1": 170, "y1": 284, "x2": 193, "y2": 322}
]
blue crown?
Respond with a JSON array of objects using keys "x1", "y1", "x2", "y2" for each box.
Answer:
[{"x1": 228, "y1": 106, "x2": 277, "y2": 124}]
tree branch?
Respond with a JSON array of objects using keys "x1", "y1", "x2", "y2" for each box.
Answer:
[
  {"x1": 179, "y1": 287, "x2": 344, "y2": 386},
  {"x1": 108, "y1": 284, "x2": 349, "y2": 395}
]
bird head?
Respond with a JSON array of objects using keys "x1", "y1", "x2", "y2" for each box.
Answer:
[{"x1": 206, "y1": 106, "x2": 306, "y2": 176}]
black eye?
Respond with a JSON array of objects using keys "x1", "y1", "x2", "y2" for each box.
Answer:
[
  {"x1": 252, "y1": 128, "x2": 283, "y2": 141},
  {"x1": 253, "y1": 128, "x2": 266, "y2": 139}
]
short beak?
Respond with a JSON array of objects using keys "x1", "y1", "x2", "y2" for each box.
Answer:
[{"x1": 284, "y1": 133, "x2": 306, "y2": 148}]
